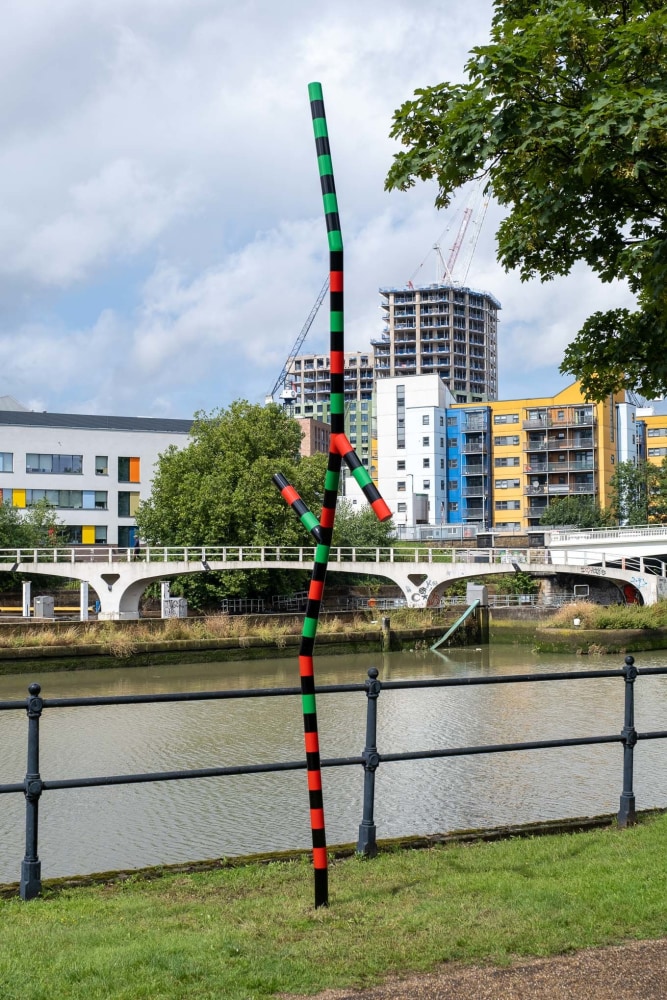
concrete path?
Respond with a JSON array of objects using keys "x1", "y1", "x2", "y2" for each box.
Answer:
[{"x1": 280, "y1": 938, "x2": 667, "y2": 999}]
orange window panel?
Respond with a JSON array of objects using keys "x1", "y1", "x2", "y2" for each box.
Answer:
[{"x1": 129, "y1": 457, "x2": 140, "y2": 483}]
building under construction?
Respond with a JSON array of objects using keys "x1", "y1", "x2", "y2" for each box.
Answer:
[{"x1": 372, "y1": 283, "x2": 500, "y2": 403}]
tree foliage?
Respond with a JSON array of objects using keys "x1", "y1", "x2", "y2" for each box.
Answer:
[
  {"x1": 135, "y1": 402, "x2": 330, "y2": 606},
  {"x1": 0, "y1": 498, "x2": 65, "y2": 548},
  {"x1": 331, "y1": 500, "x2": 395, "y2": 548},
  {"x1": 608, "y1": 458, "x2": 667, "y2": 524},
  {"x1": 539, "y1": 494, "x2": 612, "y2": 528},
  {"x1": 386, "y1": 1, "x2": 667, "y2": 400}
]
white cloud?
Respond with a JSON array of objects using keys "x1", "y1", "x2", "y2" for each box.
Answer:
[{"x1": 0, "y1": 0, "x2": 625, "y2": 417}]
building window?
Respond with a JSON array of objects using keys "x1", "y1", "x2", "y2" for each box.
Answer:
[
  {"x1": 439, "y1": 416, "x2": 444, "y2": 426},
  {"x1": 422, "y1": 414, "x2": 430, "y2": 426},
  {"x1": 494, "y1": 479, "x2": 521, "y2": 489},
  {"x1": 95, "y1": 456, "x2": 108, "y2": 476},
  {"x1": 423, "y1": 480, "x2": 430, "y2": 489},
  {"x1": 494, "y1": 435, "x2": 520, "y2": 446},
  {"x1": 448, "y1": 502, "x2": 458, "y2": 512},
  {"x1": 448, "y1": 480, "x2": 457, "y2": 491},
  {"x1": 494, "y1": 456, "x2": 520, "y2": 467},
  {"x1": 446, "y1": 417, "x2": 457, "y2": 427},
  {"x1": 396, "y1": 385, "x2": 405, "y2": 449},
  {"x1": 0, "y1": 452, "x2": 13, "y2": 473},
  {"x1": 396, "y1": 502, "x2": 407, "y2": 513},
  {"x1": 440, "y1": 480, "x2": 445, "y2": 490},
  {"x1": 447, "y1": 438, "x2": 457, "y2": 448},
  {"x1": 118, "y1": 491, "x2": 141, "y2": 517},
  {"x1": 422, "y1": 436, "x2": 430, "y2": 447},
  {"x1": 448, "y1": 459, "x2": 458, "y2": 469},
  {"x1": 647, "y1": 428, "x2": 667, "y2": 437},
  {"x1": 495, "y1": 500, "x2": 521, "y2": 510},
  {"x1": 493, "y1": 414, "x2": 519, "y2": 424},
  {"x1": 397, "y1": 481, "x2": 406, "y2": 492},
  {"x1": 423, "y1": 458, "x2": 430, "y2": 469},
  {"x1": 648, "y1": 448, "x2": 667, "y2": 457},
  {"x1": 26, "y1": 453, "x2": 83, "y2": 474},
  {"x1": 397, "y1": 460, "x2": 405, "y2": 470},
  {"x1": 118, "y1": 457, "x2": 140, "y2": 483}
]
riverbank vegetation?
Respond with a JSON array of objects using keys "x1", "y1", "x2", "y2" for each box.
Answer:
[
  {"x1": 1, "y1": 811, "x2": 666, "y2": 999},
  {"x1": 0, "y1": 608, "x2": 453, "y2": 658},
  {"x1": 545, "y1": 601, "x2": 667, "y2": 631}
]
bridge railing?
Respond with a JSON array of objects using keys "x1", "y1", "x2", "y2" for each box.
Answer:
[
  {"x1": 550, "y1": 524, "x2": 667, "y2": 544},
  {"x1": 0, "y1": 545, "x2": 549, "y2": 567}
]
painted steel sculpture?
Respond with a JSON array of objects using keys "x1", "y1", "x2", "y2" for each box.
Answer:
[{"x1": 273, "y1": 83, "x2": 392, "y2": 908}]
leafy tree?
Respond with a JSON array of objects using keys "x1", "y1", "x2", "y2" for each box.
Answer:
[
  {"x1": 496, "y1": 569, "x2": 539, "y2": 596},
  {"x1": 539, "y1": 495, "x2": 612, "y2": 528},
  {"x1": 135, "y1": 401, "x2": 330, "y2": 607},
  {"x1": 0, "y1": 497, "x2": 64, "y2": 548},
  {"x1": 608, "y1": 459, "x2": 659, "y2": 525},
  {"x1": 385, "y1": 1, "x2": 667, "y2": 400},
  {"x1": 331, "y1": 500, "x2": 395, "y2": 548}
]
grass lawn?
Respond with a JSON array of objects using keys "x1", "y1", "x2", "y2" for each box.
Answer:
[{"x1": 1, "y1": 813, "x2": 666, "y2": 999}]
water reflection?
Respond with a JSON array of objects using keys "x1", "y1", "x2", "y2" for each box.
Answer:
[{"x1": 1, "y1": 647, "x2": 666, "y2": 882}]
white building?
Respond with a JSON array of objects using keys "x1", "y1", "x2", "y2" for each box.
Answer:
[
  {"x1": 0, "y1": 404, "x2": 192, "y2": 546},
  {"x1": 375, "y1": 374, "x2": 456, "y2": 530}
]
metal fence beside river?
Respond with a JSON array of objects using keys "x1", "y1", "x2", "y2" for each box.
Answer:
[{"x1": 1, "y1": 656, "x2": 667, "y2": 905}]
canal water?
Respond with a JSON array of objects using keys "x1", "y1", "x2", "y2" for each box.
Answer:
[{"x1": 1, "y1": 646, "x2": 666, "y2": 883}]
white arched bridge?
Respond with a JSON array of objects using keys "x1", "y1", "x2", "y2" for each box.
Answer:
[{"x1": 1, "y1": 533, "x2": 667, "y2": 619}]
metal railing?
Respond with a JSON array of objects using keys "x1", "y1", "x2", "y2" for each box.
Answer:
[{"x1": 1, "y1": 657, "x2": 666, "y2": 903}]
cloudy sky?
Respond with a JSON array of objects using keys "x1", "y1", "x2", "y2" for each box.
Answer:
[{"x1": 0, "y1": 0, "x2": 636, "y2": 419}]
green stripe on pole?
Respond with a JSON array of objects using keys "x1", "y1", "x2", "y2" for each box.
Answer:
[
  {"x1": 308, "y1": 82, "x2": 323, "y2": 101},
  {"x1": 315, "y1": 544, "x2": 330, "y2": 564},
  {"x1": 303, "y1": 617, "x2": 318, "y2": 639},
  {"x1": 323, "y1": 193, "x2": 338, "y2": 214},
  {"x1": 302, "y1": 693, "x2": 317, "y2": 715},
  {"x1": 328, "y1": 231, "x2": 343, "y2": 251},
  {"x1": 313, "y1": 118, "x2": 328, "y2": 139},
  {"x1": 330, "y1": 311, "x2": 344, "y2": 332},
  {"x1": 330, "y1": 395, "x2": 344, "y2": 415},
  {"x1": 301, "y1": 511, "x2": 319, "y2": 533},
  {"x1": 318, "y1": 154, "x2": 333, "y2": 176},
  {"x1": 324, "y1": 469, "x2": 340, "y2": 491},
  {"x1": 352, "y1": 466, "x2": 373, "y2": 488}
]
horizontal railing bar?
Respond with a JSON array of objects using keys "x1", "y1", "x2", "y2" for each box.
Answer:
[
  {"x1": 5, "y1": 667, "x2": 667, "y2": 713},
  {"x1": 2, "y1": 727, "x2": 666, "y2": 796}
]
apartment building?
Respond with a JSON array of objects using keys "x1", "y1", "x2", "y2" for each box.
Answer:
[
  {"x1": 0, "y1": 404, "x2": 192, "y2": 545},
  {"x1": 373, "y1": 283, "x2": 499, "y2": 403},
  {"x1": 284, "y1": 350, "x2": 376, "y2": 475},
  {"x1": 375, "y1": 375, "x2": 626, "y2": 531},
  {"x1": 641, "y1": 408, "x2": 667, "y2": 465}
]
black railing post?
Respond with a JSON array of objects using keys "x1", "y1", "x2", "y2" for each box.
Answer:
[
  {"x1": 357, "y1": 667, "x2": 382, "y2": 858},
  {"x1": 20, "y1": 682, "x2": 44, "y2": 900},
  {"x1": 617, "y1": 655, "x2": 638, "y2": 829}
]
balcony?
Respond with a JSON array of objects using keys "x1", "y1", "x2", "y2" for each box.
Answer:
[
  {"x1": 461, "y1": 442, "x2": 488, "y2": 454},
  {"x1": 523, "y1": 411, "x2": 595, "y2": 429},
  {"x1": 462, "y1": 464, "x2": 486, "y2": 476}
]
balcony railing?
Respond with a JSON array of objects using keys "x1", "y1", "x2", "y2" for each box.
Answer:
[{"x1": 523, "y1": 412, "x2": 595, "y2": 429}]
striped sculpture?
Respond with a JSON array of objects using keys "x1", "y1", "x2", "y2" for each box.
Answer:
[{"x1": 273, "y1": 82, "x2": 391, "y2": 908}]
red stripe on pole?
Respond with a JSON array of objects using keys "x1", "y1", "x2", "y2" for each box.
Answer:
[
  {"x1": 308, "y1": 771, "x2": 322, "y2": 791},
  {"x1": 331, "y1": 433, "x2": 353, "y2": 457},
  {"x1": 281, "y1": 485, "x2": 300, "y2": 505},
  {"x1": 312, "y1": 847, "x2": 328, "y2": 869},
  {"x1": 310, "y1": 808, "x2": 325, "y2": 829},
  {"x1": 320, "y1": 506, "x2": 335, "y2": 529},
  {"x1": 309, "y1": 579, "x2": 324, "y2": 601},
  {"x1": 305, "y1": 732, "x2": 320, "y2": 753},
  {"x1": 330, "y1": 350, "x2": 345, "y2": 374},
  {"x1": 299, "y1": 655, "x2": 314, "y2": 676},
  {"x1": 372, "y1": 497, "x2": 393, "y2": 522},
  {"x1": 330, "y1": 270, "x2": 343, "y2": 292}
]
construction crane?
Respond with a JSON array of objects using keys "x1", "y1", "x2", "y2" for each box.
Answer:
[
  {"x1": 265, "y1": 276, "x2": 330, "y2": 407},
  {"x1": 408, "y1": 178, "x2": 489, "y2": 288}
]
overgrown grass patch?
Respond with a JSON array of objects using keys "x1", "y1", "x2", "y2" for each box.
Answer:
[{"x1": 1, "y1": 814, "x2": 666, "y2": 999}]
